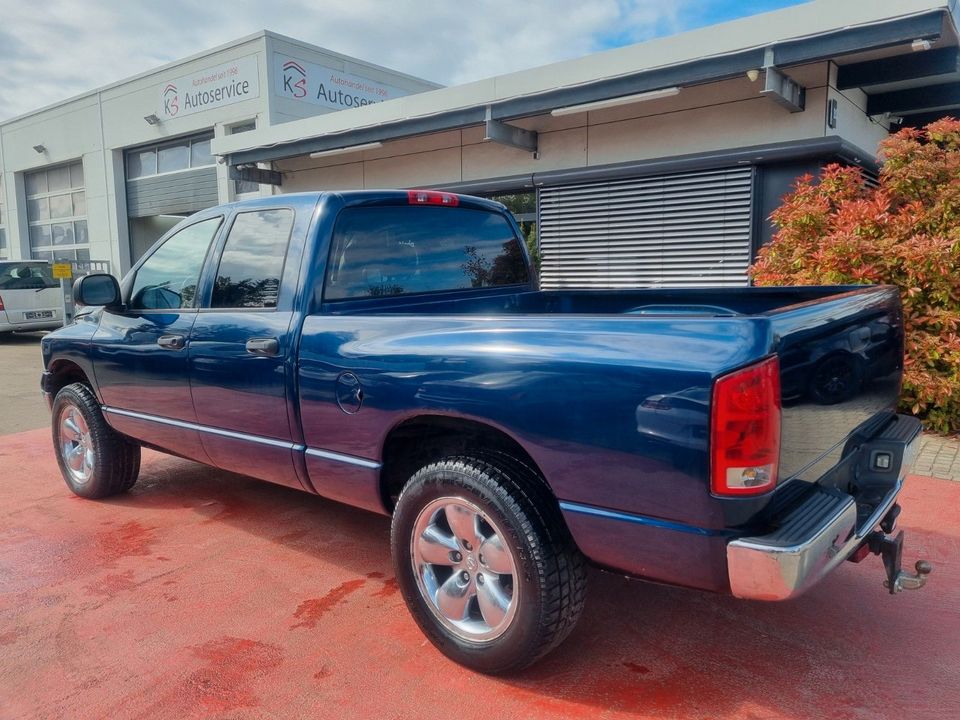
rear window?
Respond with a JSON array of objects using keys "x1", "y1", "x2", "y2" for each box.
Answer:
[
  {"x1": 0, "y1": 263, "x2": 58, "y2": 290},
  {"x1": 325, "y1": 206, "x2": 529, "y2": 301}
]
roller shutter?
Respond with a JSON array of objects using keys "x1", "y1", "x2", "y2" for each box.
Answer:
[
  {"x1": 538, "y1": 166, "x2": 754, "y2": 289},
  {"x1": 125, "y1": 133, "x2": 218, "y2": 218},
  {"x1": 126, "y1": 168, "x2": 219, "y2": 218}
]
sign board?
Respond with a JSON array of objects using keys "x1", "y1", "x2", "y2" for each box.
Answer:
[
  {"x1": 159, "y1": 55, "x2": 260, "y2": 120},
  {"x1": 274, "y1": 54, "x2": 411, "y2": 111},
  {"x1": 52, "y1": 263, "x2": 73, "y2": 279}
]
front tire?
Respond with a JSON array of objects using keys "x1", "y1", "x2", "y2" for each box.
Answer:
[
  {"x1": 391, "y1": 455, "x2": 586, "y2": 674},
  {"x1": 51, "y1": 383, "x2": 141, "y2": 498}
]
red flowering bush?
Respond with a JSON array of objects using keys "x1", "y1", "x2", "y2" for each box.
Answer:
[{"x1": 751, "y1": 119, "x2": 960, "y2": 433}]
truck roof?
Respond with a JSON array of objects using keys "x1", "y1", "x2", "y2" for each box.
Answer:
[{"x1": 198, "y1": 190, "x2": 508, "y2": 216}]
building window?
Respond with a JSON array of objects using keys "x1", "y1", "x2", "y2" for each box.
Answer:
[
  {"x1": 125, "y1": 135, "x2": 215, "y2": 180},
  {"x1": 229, "y1": 121, "x2": 260, "y2": 196},
  {"x1": 25, "y1": 161, "x2": 89, "y2": 262},
  {"x1": 0, "y1": 179, "x2": 7, "y2": 260}
]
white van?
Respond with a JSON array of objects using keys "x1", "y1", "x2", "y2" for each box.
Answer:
[{"x1": 0, "y1": 261, "x2": 64, "y2": 334}]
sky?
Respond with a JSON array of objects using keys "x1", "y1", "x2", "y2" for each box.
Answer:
[{"x1": 0, "y1": 0, "x2": 807, "y2": 122}]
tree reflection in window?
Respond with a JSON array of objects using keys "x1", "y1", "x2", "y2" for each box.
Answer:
[
  {"x1": 212, "y1": 209, "x2": 294, "y2": 309},
  {"x1": 325, "y1": 206, "x2": 529, "y2": 301},
  {"x1": 462, "y1": 240, "x2": 528, "y2": 288}
]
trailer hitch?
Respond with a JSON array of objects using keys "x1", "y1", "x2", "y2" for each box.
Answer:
[{"x1": 866, "y1": 530, "x2": 932, "y2": 594}]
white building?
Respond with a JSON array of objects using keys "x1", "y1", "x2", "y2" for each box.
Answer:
[
  {"x1": 0, "y1": 31, "x2": 440, "y2": 272},
  {"x1": 213, "y1": 0, "x2": 960, "y2": 289},
  {"x1": 3, "y1": 0, "x2": 959, "y2": 288}
]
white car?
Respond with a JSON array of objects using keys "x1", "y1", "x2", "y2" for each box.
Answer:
[{"x1": 0, "y1": 261, "x2": 64, "y2": 334}]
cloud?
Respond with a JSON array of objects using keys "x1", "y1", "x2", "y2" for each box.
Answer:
[{"x1": 0, "y1": 0, "x2": 692, "y2": 121}]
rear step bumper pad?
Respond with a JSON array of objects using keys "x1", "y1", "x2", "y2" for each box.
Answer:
[{"x1": 727, "y1": 415, "x2": 923, "y2": 601}]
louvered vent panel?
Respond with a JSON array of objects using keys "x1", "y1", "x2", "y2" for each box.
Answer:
[{"x1": 538, "y1": 167, "x2": 755, "y2": 288}]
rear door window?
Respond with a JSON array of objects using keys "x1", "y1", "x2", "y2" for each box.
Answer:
[
  {"x1": 325, "y1": 206, "x2": 528, "y2": 301},
  {"x1": 0, "y1": 262, "x2": 58, "y2": 290},
  {"x1": 211, "y1": 209, "x2": 294, "y2": 309}
]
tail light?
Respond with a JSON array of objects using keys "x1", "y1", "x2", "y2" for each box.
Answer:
[
  {"x1": 0, "y1": 294, "x2": 4, "y2": 311},
  {"x1": 407, "y1": 190, "x2": 459, "y2": 207},
  {"x1": 710, "y1": 356, "x2": 781, "y2": 496}
]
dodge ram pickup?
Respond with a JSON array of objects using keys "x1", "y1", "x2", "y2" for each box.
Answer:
[{"x1": 41, "y1": 190, "x2": 930, "y2": 673}]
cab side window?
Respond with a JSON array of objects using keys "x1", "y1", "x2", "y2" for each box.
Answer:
[
  {"x1": 129, "y1": 217, "x2": 222, "y2": 310},
  {"x1": 211, "y1": 209, "x2": 294, "y2": 309}
]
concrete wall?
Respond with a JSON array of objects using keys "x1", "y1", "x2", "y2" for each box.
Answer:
[
  {"x1": 825, "y1": 63, "x2": 890, "y2": 155},
  {"x1": 0, "y1": 136, "x2": 5, "y2": 258},
  {"x1": 275, "y1": 62, "x2": 881, "y2": 192}
]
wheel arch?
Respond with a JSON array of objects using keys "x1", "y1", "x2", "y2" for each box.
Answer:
[
  {"x1": 379, "y1": 414, "x2": 559, "y2": 516},
  {"x1": 46, "y1": 359, "x2": 95, "y2": 397}
]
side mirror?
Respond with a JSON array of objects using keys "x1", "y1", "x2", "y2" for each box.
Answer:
[{"x1": 73, "y1": 273, "x2": 122, "y2": 309}]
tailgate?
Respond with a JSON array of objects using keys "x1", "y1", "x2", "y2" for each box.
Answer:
[
  {"x1": 770, "y1": 286, "x2": 904, "y2": 483},
  {"x1": 0, "y1": 287, "x2": 63, "y2": 324}
]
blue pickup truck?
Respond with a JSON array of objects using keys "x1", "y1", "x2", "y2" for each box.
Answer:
[{"x1": 40, "y1": 190, "x2": 929, "y2": 673}]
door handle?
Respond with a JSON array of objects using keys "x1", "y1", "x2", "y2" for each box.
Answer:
[
  {"x1": 157, "y1": 334, "x2": 186, "y2": 350},
  {"x1": 246, "y1": 337, "x2": 279, "y2": 356}
]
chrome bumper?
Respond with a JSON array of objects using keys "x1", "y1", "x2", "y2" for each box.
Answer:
[
  {"x1": 727, "y1": 421, "x2": 920, "y2": 601},
  {"x1": 40, "y1": 371, "x2": 55, "y2": 411}
]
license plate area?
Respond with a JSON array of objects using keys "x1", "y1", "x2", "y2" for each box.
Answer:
[{"x1": 25, "y1": 310, "x2": 54, "y2": 320}]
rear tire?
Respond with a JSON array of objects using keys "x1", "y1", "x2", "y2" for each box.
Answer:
[
  {"x1": 391, "y1": 454, "x2": 586, "y2": 674},
  {"x1": 51, "y1": 383, "x2": 141, "y2": 498}
]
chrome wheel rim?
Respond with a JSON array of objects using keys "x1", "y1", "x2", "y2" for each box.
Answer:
[
  {"x1": 59, "y1": 406, "x2": 94, "y2": 484},
  {"x1": 411, "y1": 497, "x2": 519, "y2": 642}
]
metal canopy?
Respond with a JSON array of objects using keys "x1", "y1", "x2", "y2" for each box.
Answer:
[
  {"x1": 837, "y1": 31, "x2": 960, "y2": 123},
  {"x1": 483, "y1": 108, "x2": 538, "y2": 155},
  {"x1": 867, "y1": 81, "x2": 960, "y2": 116},
  {"x1": 837, "y1": 47, "x2": 960, "y2": 89},
  {"x1": 223, "y1": 9, "x2": 951, "y2": 167},
  {"x1": 901, "y1": 110, "x2": 960, "y2": 127}
]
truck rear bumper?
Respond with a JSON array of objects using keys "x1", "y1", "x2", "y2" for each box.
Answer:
[{"x1": 727, "y1": 414, "x2": 921, "y2": 601}]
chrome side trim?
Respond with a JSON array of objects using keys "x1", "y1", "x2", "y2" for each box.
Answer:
[
  {"x1": 102, "y1": 406, "x2": 298, "y2": 451},
  {"x1": 305, "y1": 447, "x2": 381, "y2": 470},
  {"x1": 559, "y1": 501, "x2": 727, "y2": 537},
  {"x1": 103, "y1": 406, "x2": 378, "y2": 469}
]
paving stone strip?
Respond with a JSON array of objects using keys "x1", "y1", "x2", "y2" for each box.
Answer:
[{"x1": 913, "y1": 433, "x2": 960, "y2": 482}]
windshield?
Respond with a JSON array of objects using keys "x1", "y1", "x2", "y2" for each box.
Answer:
[{"x1": 0, "y1": 262, "x2": 59, "y2": 290}]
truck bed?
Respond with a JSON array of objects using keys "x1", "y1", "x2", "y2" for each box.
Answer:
[
  {"x1": 307, "y1": 284, "x2": 903, "y2": 527},
  {"x1": 323, "y1": 285, "x2": 883, "y2": 318}
]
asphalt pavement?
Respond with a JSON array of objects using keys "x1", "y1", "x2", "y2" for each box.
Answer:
[
  {"x1": 0, "y1": 428, "x2": 957, "y2": 719},
  {"x1": 0, "y1": 331, "x2": 50, "y2": 434}
]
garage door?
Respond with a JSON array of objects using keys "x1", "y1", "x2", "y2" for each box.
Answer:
[
  {"x1": 125, "y1": 133, "x2": 218, "y2": 218},
  {"x1": 538, "y1": 166, "x2": 754, "y2": 289},
  {"x1": 25, "y1": 162, "x2": 89, "y2": 262}
]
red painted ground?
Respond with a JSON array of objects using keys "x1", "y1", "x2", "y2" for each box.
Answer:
[{"x1": 1, "y1": 426, "x2": 958, "y2": 720}]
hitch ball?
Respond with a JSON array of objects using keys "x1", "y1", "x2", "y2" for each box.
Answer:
[{"x1": 886, "y1": 559, "x2": 932, "y2": 593}]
